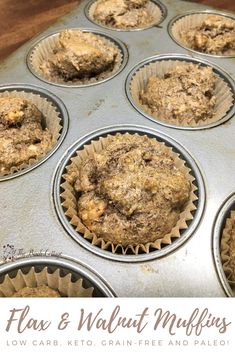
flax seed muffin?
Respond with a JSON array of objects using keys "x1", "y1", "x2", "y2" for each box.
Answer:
[
  {"x1": 39, "y1": 29, "x2": 119, "y2": 82},
  {"x1": 92, "y1": 0, "x2": 154, "y2": 29},
  {"x1": 0, "y1": 97, "x2": 52, "y2": 175},
  {"x1": 180, "y1": 15, "x2": 235, "y2": 55},
  {"x1": 0, "y1": 266, "x2": 95, "y2": 297},
  {"x1": 140, "y1": 63, "x2": 216, "y2": 125},
  {"x1": 12, "y1": 285, "x2": 61, "y2": 297},
  {"x1": 64, "y1": 133, "x2": 192, "y2": 248}
]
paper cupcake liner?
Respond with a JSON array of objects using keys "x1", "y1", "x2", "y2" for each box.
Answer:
[
  {"x1": 29, "y1": 30, "x2": 123, "y2": 86},
  {"x1": 60, "y1": 132, "x2": 198, "y2": 255},
  {"x1": 221, "y1": 210, "x2": 235, "y2": 286},
  {"x1": 0, "y1": 90, "x2": 62, "y2": 176},
  {"x1": 88, "y1": 0, "x2": 162, "y2": 30},
  {"x1": 0, "y1": 266, "x2": 94, "y2": 297},
  {"x1": 171, "y1": 13, "x2": 235, "y2": 56},
  {"x1": 129, "y1": 59, "x2": 234, "y2": 127}
]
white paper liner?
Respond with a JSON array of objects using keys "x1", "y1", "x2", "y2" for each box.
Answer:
[
  {"x1": 88, "y1": 0, "x2": 162, "y2": 30},
  {"x1": 129, "y1": 59, "x2": 234, "y2": 127},
  {"x1": 0, "y1": 266, "x2": 94, "y2": 297},
  {"x1": 29, "y1": 30, "x2": 123, "y2": 85},
  {"x1": 171, "y1": 13, "x2": 235, "y2": 56},
  {"x1": 221, "y1": 210, "x2": 235, "y2": 290},
  {"x1": 60, "y1": 132, "x2": 198, "y2": 255},
  {"x1": 0, "y1": 90, "x2": 62, "y2": 176}
]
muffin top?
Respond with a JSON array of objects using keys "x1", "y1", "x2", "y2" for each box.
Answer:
[
  {"x1": 93, "y1": 0, "x2": 153, "y2": 29},
  {"x1": 0, "y1": 96, "x2": 52, "y2": 174},
  {"x1": 40, "y1": 30, "x2": 118, "y2": 82},
  {"x1": 140, "y1": 63, "x2": 216, "y2": 125},
  {"x1": 65, "y1": 134, "x2": 191, "y2": 247},
  {"x1": 12, "y1": 284, "x2": 61, "y2": 297},
  {"x1": 181, "y1": 15, "x2": 235, "y2": 55}
]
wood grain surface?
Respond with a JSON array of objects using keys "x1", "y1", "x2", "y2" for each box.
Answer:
[{"x1": 0, "y1": 0, "x2": 234, "y2": 61}]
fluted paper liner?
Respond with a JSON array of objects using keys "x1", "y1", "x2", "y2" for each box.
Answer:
[
  {"x1": 0, "y1": 266, "x2": 94, "y2": 297},
  {"x1": 221, "y1": 210, "x2": 235, "y2": 289},
  {"x1": 88, "y1": 0, "x2": 162, "y2": 30},
  {"x1": 60, "y1": 133, "x2": 198, "y2": 255},
  {"x1": 171, "y1": 13, "x2": 235, "y2": 56},
  {"x1": 129, "y1": 59, "x2": 234, "y2": 127},
  {"x1": 0, "y1": 90, "x2": 62, "y2": 176},
  {"x1": 29, "y1": 30, "x2": 123, "y2": 85}
]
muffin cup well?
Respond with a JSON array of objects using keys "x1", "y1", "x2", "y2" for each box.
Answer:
[
  {"x1": 221, "y1": 210, "x2": 235, "y2": 287},
  {"x1": 87, "y1": 0, "x2": 165, "y2": 31},
  {"x1": 27, "y1": 29, "x2": 127, "y2": 87},
  {"x1": 169, "y1": 11, "x2": 235, "y2": 57},
  {"x1": 0, "y1": 266, "x2": 94, "y2": 297},
  {"x1": 0, "y1": 88, "x2": 63, "y2": 177},
  {"x1": 127, "y1": 55, "x2": 234, "y2": 129},
  {"x1": 60, "y1": 132, "x2": 198, "y2": 256}
]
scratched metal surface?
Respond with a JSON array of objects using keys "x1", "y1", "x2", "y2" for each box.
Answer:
[{"x1": 1, "y1": 0, "x2": 235, "y2": 297}]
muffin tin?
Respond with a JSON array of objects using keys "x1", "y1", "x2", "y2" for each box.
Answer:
[{"x1": 1, "y1": 0, "x2": 235, "y2": 297}]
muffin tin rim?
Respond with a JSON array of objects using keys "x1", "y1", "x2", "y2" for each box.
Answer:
[
  {"x1": 0, "y1": 255, "x2": 116, "y2": 297},
  {"x1": 168, "y1": 9, "x2": 235, "y2": 59},
  {"x1": 125, "y1": 52, "x2": 235, "y2": 130},
  {"x1": 52, "y1": 124, "x2": 206, "y2": 263},
  {"x1": 0, "y1": 83, "x2": 69, "y2": 182},
  {"x1": 212, "y1": 192, "x2": 235, "y2": 297},
  {"x1": 26, "y1": 27, "x2": 129, "y2": 88},
  {"x1": 84, "y1": 0, "x2": 168, "y2": 32}
]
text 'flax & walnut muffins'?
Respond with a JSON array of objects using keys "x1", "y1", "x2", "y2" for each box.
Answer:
[{"x1": 60, "y1": 132, "x2": 198, "y2": 255}]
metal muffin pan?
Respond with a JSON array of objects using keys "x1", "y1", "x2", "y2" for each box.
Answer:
[
  {"x1": 85, "y1": 0, "x2": 168, "y2": 32},
  {"x1": 0, "y1": 256, "x2": 115, "y2": 297},
  {"x1": 27, "y1": 28, "x2": 129, "y2": 87},
  {"x1": 1, "y1": 0, "x2": 235, "y2": 296},
  {"x1": 53, "y1": 124, "x2": 205, "y2": 262},
  {"x1": 125, "y1": 53, "x2": 235, "y2": 130},
  {"x1": 0, "y1": 84, "x2": 69, "y2": 181},
  {"x1": 213, "y1": 193, "x2": 235, "y2": 297},
  {"x1": 168, "y1": 10, "x2": 235, "y2": 58}
]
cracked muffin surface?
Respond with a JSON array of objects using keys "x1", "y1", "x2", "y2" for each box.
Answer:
[
  {"x1": 140, "y1": 63, "x2": 216, "y2": 125},
  {"x1": 40, "y1": 30, "x2": 119, "y2": 82},
  {"x1": 93, "y1": 0, "x2": 154, "y2": 29},
  {"x1": 0, "y1": 97, "x2": 52, "y2": 174},
  {"x1": 66, "y1": 134, "x2": 191, "y2": 247},
  {"x1": 181, "y1": 15, "x2": 235, "y2": 55},
  {"x1": 12, "y1": 284, "x2": 60, "y2": 297}
]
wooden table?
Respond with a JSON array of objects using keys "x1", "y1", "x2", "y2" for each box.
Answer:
[{"x1": 0, "y1": 0, "x2": 234, "y2": 61}]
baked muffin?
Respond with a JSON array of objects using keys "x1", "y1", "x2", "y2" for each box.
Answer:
[
  {"x1": 0, "y1": 97, "x2": 52, "y2": 174},
  {"x1": 92, "y1": 0, "x2": 154, "y2": 29},
  {"x1": 12, "y1": 285, "x2": 60, "y2": 297},
  {"x1": 181, "y1": 15, "x2": 235, "y2": 55},
  {"x1": 65, "y1": 134, "x2": 191, "y2": 247},
  {"x1": 221, "y1": 212, "x2": 235, "y2": 282},
  {"x1": 140, "y1": 63, "x2": 216, "y2": 125},
  {"x1": 40, "y1": 30, "x2": 119, "y2": 82}
]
